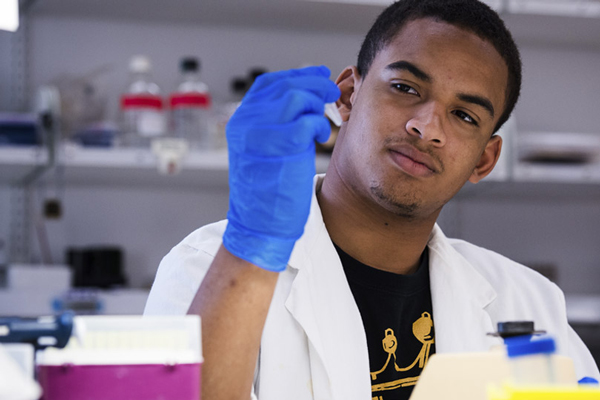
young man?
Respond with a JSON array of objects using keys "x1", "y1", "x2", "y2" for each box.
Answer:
[{"x1": 145, "y1": 0, "x2": 600, "y2": 399}]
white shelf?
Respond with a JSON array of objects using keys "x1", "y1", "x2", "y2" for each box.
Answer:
[
  {"x1": 62, "y1": 145, "x2": 229, "y2": 170},
  {"x1": 60, "y1": 145, "x2": 231, "y2": 188},
  {"x1": 61, "y1": 145, "x2": 332, "y2": 188},
  {"x1": 457, "y1": 179, "x2": 600, "y2": 201},
  {"x1": 0, "y1": 146, "x2": 47, "y2": 185},
  {"x1": 514, "y1": 162, "x2": 600, "y2": 183},
  {"x1": 1, "y1": 144, "x2": 332, "y2": 189}
]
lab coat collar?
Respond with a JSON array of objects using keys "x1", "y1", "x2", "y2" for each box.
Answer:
[{"x1": 284, "y1": 175, "x2": 500, "y2": 399}]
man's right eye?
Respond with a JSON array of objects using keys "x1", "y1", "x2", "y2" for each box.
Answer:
[{"x1": 392, "y1": 83, "x2": 419, "y2": 96}]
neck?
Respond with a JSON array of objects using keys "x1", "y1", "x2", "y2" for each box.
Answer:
[{"x1": 317, "y1": 165, "x2": 440, "y2": 275}]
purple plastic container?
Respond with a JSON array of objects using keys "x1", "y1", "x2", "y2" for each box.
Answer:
[{"x1": 37, "y1": 363, "x2": 201, "y2": 400}]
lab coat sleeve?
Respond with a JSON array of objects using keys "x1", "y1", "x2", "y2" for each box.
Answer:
[
  {"x1": 144, "y1": 221, "x2": 226, "y2": 315},
  {"x1": 144, "y1": 221, "x2": 261, "y2": 399},
  {"x1": 547, "y1": 280, "x2": 599, "y2": 380},
  {"x1": 566, "y1": 323, "x2": 600, "y2": 380},
  {"x1": 144, "y1": 242, "x2": 213, "y2": 315}
]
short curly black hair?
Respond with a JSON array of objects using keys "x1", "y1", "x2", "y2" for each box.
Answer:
[{"x1": 357, "y1": 0, "x2": 521, "y2": 134}]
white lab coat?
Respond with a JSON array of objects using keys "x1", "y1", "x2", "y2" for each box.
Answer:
[{"x1": 145, "y1": 175, "x2": 600, "y2": 400}]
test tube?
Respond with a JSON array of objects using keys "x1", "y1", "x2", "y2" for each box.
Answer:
[
  {"x1": 505, "y1": 335, "x2": 557, "y2": 385},
  {"x1": 325, "y1": 102, "x2": 342, "y2": 127}
]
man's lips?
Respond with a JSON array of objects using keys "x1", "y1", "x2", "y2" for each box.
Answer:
[{"x1": 388, "y1": 145, "x2": 439, "y2": 176}]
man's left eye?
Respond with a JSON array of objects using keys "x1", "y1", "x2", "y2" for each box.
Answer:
[
  {"x1": 453, "y1": 110, "x2": 478, "y2": 126},
  {"x1": 393, "y1": 83, "x2": 418, "y2": 95}
]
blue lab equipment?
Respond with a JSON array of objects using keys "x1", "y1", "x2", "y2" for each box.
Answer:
[{"x1": 0, "y1": 312, "x2": 74, "y2": 349}]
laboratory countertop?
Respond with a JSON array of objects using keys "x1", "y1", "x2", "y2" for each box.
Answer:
[{"x1": 0, "y1": 288, "x2": 150, "y2": 317}]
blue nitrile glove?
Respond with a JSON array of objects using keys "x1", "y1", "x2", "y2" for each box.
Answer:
[{"x1": 223, "y1": 66, "x2": 340, "y2": 272}]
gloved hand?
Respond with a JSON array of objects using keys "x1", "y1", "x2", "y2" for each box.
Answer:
[{"x1": 223, "y1": 66, "x2": 340, "y2": 272}]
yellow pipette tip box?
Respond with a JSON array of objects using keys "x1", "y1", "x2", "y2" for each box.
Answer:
[{"x1": 488, "y1": 384, "x2": 600, "y2": 400}]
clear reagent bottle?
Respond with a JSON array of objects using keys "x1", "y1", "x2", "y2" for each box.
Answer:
[
  {"x1": 169, "y1": 57, "x2": 212, "y2": 149},
  {"x1": 119, "y1": 55, "x2": 165, "y2": 147}
]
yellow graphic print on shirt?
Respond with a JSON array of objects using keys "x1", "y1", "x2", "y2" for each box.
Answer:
[{"x1": 370, "y1": 312, "x2": 434, "y2": 399}]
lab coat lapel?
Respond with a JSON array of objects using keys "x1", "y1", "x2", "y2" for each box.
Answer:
[
  {"x1": 284, "y1": 176, "x2": 372, "y2": 400},
  {"x1": 283, "y1": 176, "x2": 501, "y2": 398},
  {"x1": 427, "y1": 225, "x2": 501, "y2": 353}
]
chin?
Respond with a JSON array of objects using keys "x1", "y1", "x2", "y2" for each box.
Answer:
[{"x1": 370, "y1": 184, "x2": 422, "y2": 219}]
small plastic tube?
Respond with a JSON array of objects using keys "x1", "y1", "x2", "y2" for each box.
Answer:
[
  {"x1": 505, "y1": 335, "x2": 557, "y2": 385},
  {"x1": 324, "y1": 102, "x2": 342, "y2": 127}
]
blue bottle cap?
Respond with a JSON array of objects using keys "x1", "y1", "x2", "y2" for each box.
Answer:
[
  {"x1": 579, "y1": 377, "x2": 599, "y2": 385},
  {"x1": 506, "y1": 335, "x2": 556, "y2": 358}
]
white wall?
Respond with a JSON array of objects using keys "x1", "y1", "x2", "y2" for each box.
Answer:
[
  {"x1": 0, "y1": 187, "x2": 10, "y2": 264},
  {"x1": 0, "y1": 31, "x2": 12, "y2": 111},
  {"x1": 516, "y1": 43, "x2": 600, "y2": 134},
  {"x1": 26, "y1": 16, "x2": 600, "y2": 135},
  {"x1": 29, "y1": 16, "x2": 365, "y2": 121},
  {"x1": 42, "y1": 185, "x2": 229, "y2": 288},
  {"x1": 438, "y1": 196, "x2": 600, "y2": 294},
  {"x1": 2, "y1": 14, "x2": 600, "y2": 293}
]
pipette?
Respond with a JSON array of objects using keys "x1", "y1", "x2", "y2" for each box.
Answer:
[{"x1": 0, "y1": 312, "x2": 74, "y2": 349}]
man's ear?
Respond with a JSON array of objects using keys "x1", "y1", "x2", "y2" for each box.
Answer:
[
  {"x1": 335, "y1": 66, "x2": 362, "y2": 122},
  {"x1": 468, "y1": 135, "x2": 502, "y2": 183}
]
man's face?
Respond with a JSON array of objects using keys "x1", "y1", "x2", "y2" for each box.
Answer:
[{"x1": 333, "y1": 17, "x2": 508, "y2": 219}]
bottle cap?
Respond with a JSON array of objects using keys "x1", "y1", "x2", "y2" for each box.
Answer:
[
  {"x1": 181, "y1": 57, "x2": 199, "y2": 72},
  {"x1": 488, "y1": 320, "x2": 546, "y2": 339},
  {"x1": 506, "y1": 335, "x2": 556, "y2": 358},
  {"x1": 231, "y1": 77, "x2": 248, "y2": 94},
  {"x1": 248, "y1": 67, "x2": 268, "y2": 83},
  {"x1": 129, "y1": 55, "x2": 151, "y2": 74}
]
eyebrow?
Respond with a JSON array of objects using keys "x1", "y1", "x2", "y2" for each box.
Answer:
[
  {"x1": 385, "y1": 60, "x2": 432, "y2": 83},
  {"x1": 385, "y1": 60, "x2": 496, "y2": 120}
]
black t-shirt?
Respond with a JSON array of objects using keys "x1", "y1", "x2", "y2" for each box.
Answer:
[{"x1": 334, "y1": 244, "x2": 435, "y2": 400}]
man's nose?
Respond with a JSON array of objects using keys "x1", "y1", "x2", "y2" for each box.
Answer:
[{"x1": 405, "y1": 102, "x2": 446, "y2": 146}]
